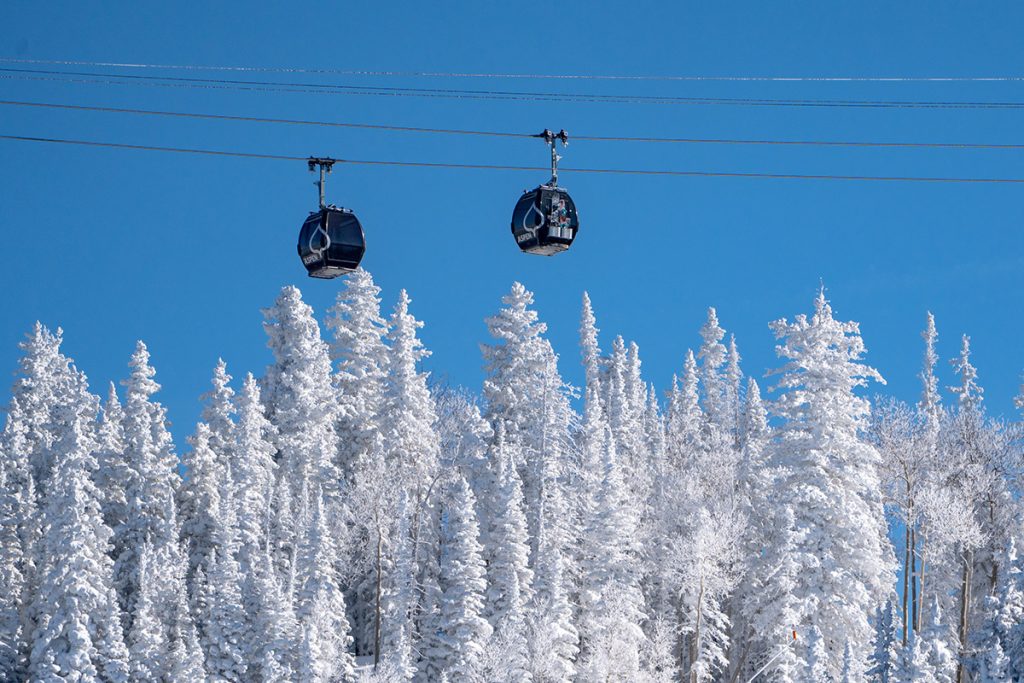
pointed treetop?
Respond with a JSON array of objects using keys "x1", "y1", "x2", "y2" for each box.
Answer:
[
  {"x1": 919, "y1": 312, "x2": 942, "y2": 421},
  {"x1": 949, "y1": 334, "x2": 984, "y2": 412},
  {"x1": 122, "y1": 341, "x2": 163, "y2": 407}
]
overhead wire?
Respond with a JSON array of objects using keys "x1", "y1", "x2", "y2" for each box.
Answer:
[
  {"x1": 4, "y1": 57, "x2": 1024, "y2": 82},
  {"x1": 4, "y1": 133, "x2": 1024, "y2": 183},
  {"x1": 5, "y1": 67, "x2": 1024, "y2": 109},
  {"x1": 2, "y1": 99, "x2": 1022, "y2": 150}
]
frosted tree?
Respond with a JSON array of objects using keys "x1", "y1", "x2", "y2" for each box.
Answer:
[
  {"x1": 383, "y1": 289, "x2": 440, "y2": 519},
  {"x1": 247, "y1": 546, "x2": 298, "y2": 680},
  {"x1": 7, "y1": 323, "x2": 76, "y2": 493},
  {"x1": 767, "y1": 290, "x2": 894, "y2": 676},
  {"x1": 354, "y1": 289, "x2": 441, "y2": 662},
  {"x1": 873, "y1": 399, "x2": 928, "y2": 645},
  {"x1": 918, "y1": 598, "x2": 957, "y2": 683},
  {"x1": 949, "y1": 335, "x2": 983, "y2": 413},
  {"x1": 95, "y1": 383, "x2": 128, "y2": 541},
  {"x1": 28, "y1": 389, "x2": 131, "y2": 683},
  {"x1": 724, "y1": 335, "x2": 743, "y2": 443},
  {"x1": 325, "y1": 270, "x2": 390, "y2": 653},
  {"x1": 113, "y1": 342, "x2": 184, "y2": 637},
  {"x1": 433, "y1": 477, "x2": 492, "y2": 682},
  {"x1": 201, "y1": 359, "x2": 237, "y2": 464},
  {"x1": 666, "y1": 349, "x2": 702, "y2": 468},
  {"x1": 0, "y1": 454, "x2": 27, "y2": 681},
  {"x1": 481, "y1": 282, "x2": 574, "y2": 559},
  {"x1": 697, "y1": 307, "x2": 734, "y2": 435},
  {"x1": 670, "y1": 505, "x2": 741, "y2": 683},
  {"x1": 480, "y1": 424, "x2": 533, "y2": 678},
  {"x1": 295, "y1": 485, "x2": 356, "y2": 683},
  {"x1": 380, "y1": 491, "x2": 416, "y2": 682},
  {"x1": 526, "y1": 504, "x2": 578, "y2": 683},
  {"x1": 868, "y1": 601, "x2": 902, "y2": 683},
  {"x1": 325, "y1": 268, "x2": 389, "y2": 481},
  {"x1": 232, "y1": 373, "x2": 277, "y2": 573},
  {"x1": 261, "y1": 285, "x2": 340, "y2": 511},
  {"x1": 203, "y1": 484, "x2": 248, "y2": 682},
  {"x1": 578, "y1": 427, "x2": 646, "y2": 681},
  {"x1": 740, "y1": 505, "x2": 801, "y2": 683},
  {"x1": 178, "y1": 422, "x2": 222, "y2": 589},
  {"x1": 483, "y1": 425, "x2": 533, "y2": 628},
  {"x1": 804, "y1": 626, "x2": 830, "y2": 683}
]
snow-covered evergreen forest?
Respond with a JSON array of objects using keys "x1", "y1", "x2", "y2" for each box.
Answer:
[{"x1": 1, "y1": 270, "x2": 1022, "y2": 682}]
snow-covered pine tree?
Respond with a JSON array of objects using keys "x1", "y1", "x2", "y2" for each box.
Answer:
[
  {"x1": 325, "y1": 269, "x2": 390, "y2": 655},
  {"x1": 918, "y1": 597, "x2": 957, "y2": 683},
  {"x1": 578, "y1": 425, "x2": 647, "y2": 681},
  {"x1": 740, "y1": 505, "x2": 801, "y2": 683},
  {"x1": 0, "y1": 451, "x2": 27, "y2": 682},
  {"x1": 768, "y1": 290, "x2": 894, "y2": 675},
  {"x1": 95, "y1": 383, "x2": 128, "y2": 543},
  {"x1": 868, "y1": 600, "x2": 902, "y2": 683},
  {"x1": 232, "y1": 373, "x2": 277, "y2": 574},
  {"x1": 201, "y1": 359, "x2": 237, "y2": 466},
  {"x1": 7, "y1": 323, "x2": 77, "y2": 494},
  {"x1": 202, "y1": 479, "x2": 248, "y2": 682},
  {"x1": 480, "y1": 423, "x2": 533, "y2": 677},
  {"x1": 380, "y1": 490, "x2": 417, "y2": 682},
  {"x1": 261, "y1": 285, "x2": 341, "y2": 514},
  {"x1": 481, "y1": 283, "x2": 574, "y2": 562},
  {"x1": 433, "y1": 477, "x2": 492, "y2": 682},
  {"x1": 113, "y1": 342, "x2": 186, "y2": 638},
  {"x1": 178, "y1": 422, "x2": 223, "y2": 593},
  {"x1": 28, "y1": 387, "x2": 131, "y2": 683},
  {"x1": 697, "y1": 307, "x2": 729, "y2": 434},
  {"x1": 804, "y1": 626, "x2": 830, "y2": 683},
  {"x1": 325, "y1": 268, "x2": 389, "y2": 483},
  {"x1": 248, "y1": 546, "x2": 299, "y2": 681},
  {"x1": 294, "y1": 484, "x2": 356, "y2": 683},
  {"x1": 666, "y1": 349, "x2": 702, "y2": 469},
  {"x1": 383, "y1": 288, "x2": 440, "y2": 531}
]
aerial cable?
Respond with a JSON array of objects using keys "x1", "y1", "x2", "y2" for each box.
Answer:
[
  {"x1": 3, "y1": 57, "x2": 1024, "y2": 82},
  {"x1": 4, "y1": 133, "x2": 1024, "y2": 183},
  {"x1": 5, "y1": 67, "x2": 1024, "y2": 110},
  {"x1": 2, "y1": 99, "x2": 1022, "y2": 150}
]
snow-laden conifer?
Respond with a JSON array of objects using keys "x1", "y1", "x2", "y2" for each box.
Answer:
[
  {"x1": 482, "y1": 283, "x2": 573, "y2": 559},
  {"x1": 578, "y1": 426, "x2": 646, "y2": 681},
  {"x1": 434, "y1": 477, "x2": 492, "y2": 682},
  {"x1": 295, "y1": 484, "x2": 356, "y2": 682},
  {"x1": 113, "y1": 342, "x2": 182, "y2": 630},
  {"x1": 261, "y1": 285, "x2": 340, "y2": 508},
  {"x1": 326, "y1": 268, "x2": 389, "y2": 481},
  {"x1": 28, "y1": 389, "x2": 130, "y2": 683},
  {"x1": 767, "y1": 290, "x2": 894, "y2": 675},
  {"x1": 232, "y1": 373, "x2": 277, "y2": 573}
]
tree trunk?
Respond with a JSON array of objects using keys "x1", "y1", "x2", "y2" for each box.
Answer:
[
  {"x1": 690, "y1": 577, "x2": 705, "y2": 683},
  {"x1": 902, "y1": 508, "x2": 911, "y2": 646},
  {"x1": 921, "y1": 532, "x2": 929, "y2": 634},
  {"x1": 910, "y1": 526, "x2": 918, "y2": 633},
  {"x1": 956, "y1": 548, "x2": 973, "y2": 683},
  {"x1": 373, "y1": 525, "x2": 383, "y2": 667}
]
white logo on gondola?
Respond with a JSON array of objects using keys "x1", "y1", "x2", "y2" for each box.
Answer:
[
  {"x1": 522, "y1": 202, "x2": 545, "y2": 232},
  {"x1": 309, "y1": 221, "x2": 331, "y2": 257}
]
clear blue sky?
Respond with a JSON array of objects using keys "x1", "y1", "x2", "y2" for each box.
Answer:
[{"x1": 2, "y1": 3, "x2": 1023, "y2": 450}]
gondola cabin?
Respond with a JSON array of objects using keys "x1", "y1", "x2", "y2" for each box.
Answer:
[
  {"x1": 510, "y1": 184, "x2": 579, "y2": 256},
  {"x1": 297, "y1": 207, "x2": 366, "y2": 278}
]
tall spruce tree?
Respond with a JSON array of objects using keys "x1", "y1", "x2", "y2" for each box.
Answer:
[{"x1": 768, "y1": 291, "x2": 894, "y2": 676}]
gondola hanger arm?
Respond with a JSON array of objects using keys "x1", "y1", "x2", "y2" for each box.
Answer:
[
  {"x1": 534, "y1": 129, "x2": 568, "y2": 186},
  {"x1": 308, "y1": 156, "x2": 337, "y2": 209}
]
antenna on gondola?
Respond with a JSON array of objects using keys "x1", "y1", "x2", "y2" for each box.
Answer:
[
  {"x1": 509, "y1": 129, "x2": 580, "y2": 256},
  {"x1": 296, "y1": 157, "x2": 366, "y2": 279}
]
